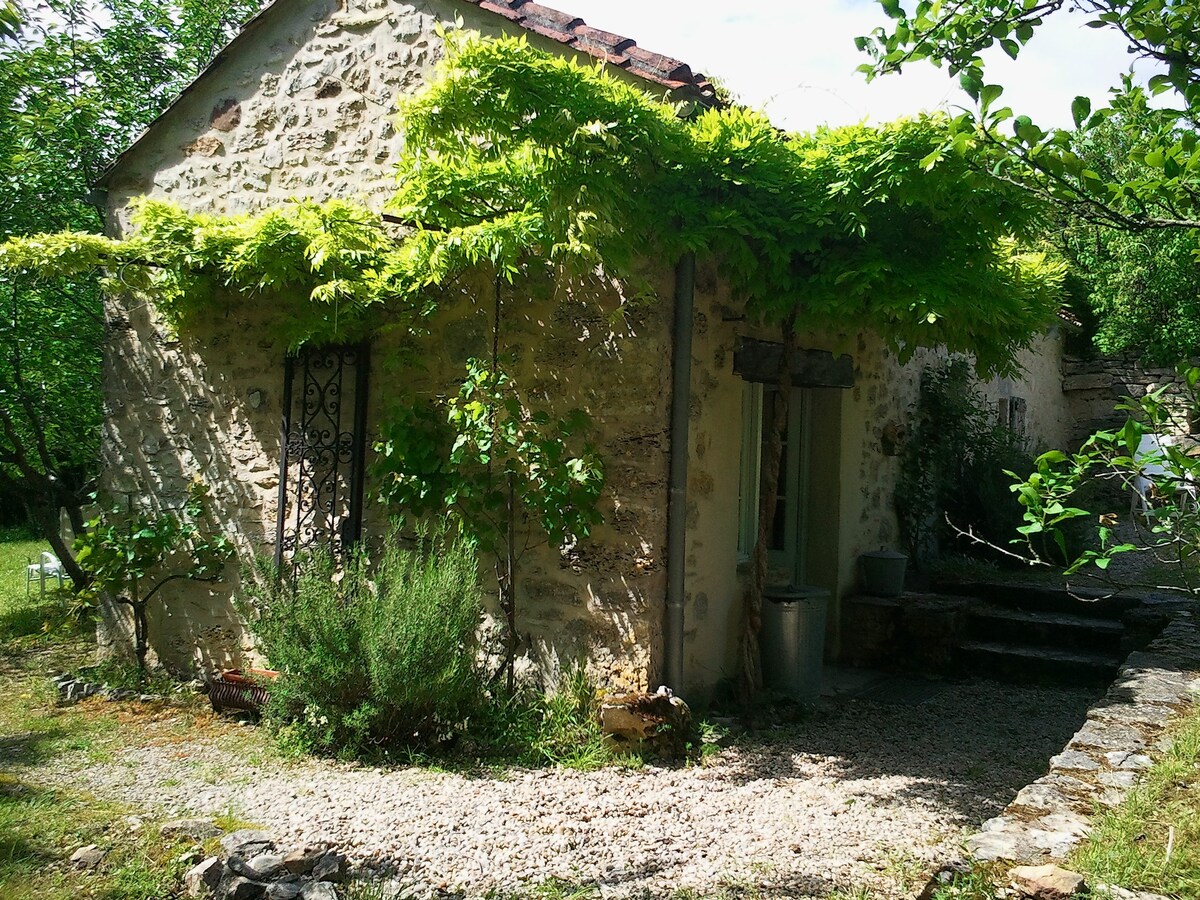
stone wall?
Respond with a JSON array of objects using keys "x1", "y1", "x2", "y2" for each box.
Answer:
[
  {"x1": 1063, "y1": 354, "x2": 1194, "y2": 447},
  {"x1": 99, "y1": 0, "x2": 677, "y2": 690}
]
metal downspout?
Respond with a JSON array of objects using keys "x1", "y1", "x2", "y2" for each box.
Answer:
[{"x1": 664, "y1": 252, "x2": 695, "y2": 693}]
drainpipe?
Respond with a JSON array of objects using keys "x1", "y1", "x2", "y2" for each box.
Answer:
[{"x1": 663, "y1": 252, "x2": 695, "y2": 693}]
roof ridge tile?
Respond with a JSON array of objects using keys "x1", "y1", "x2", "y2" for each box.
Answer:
[{"x1": 459, "y1": 0, "x2": 716, "y2": 102}]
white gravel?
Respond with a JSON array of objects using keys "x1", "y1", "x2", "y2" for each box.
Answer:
[{"x1": 31, "y1": 679, "x2": 1097, "y2": 899}]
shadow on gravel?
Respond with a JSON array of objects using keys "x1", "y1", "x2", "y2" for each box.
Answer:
[{"x1": 713, "y1": 678, "x2": 1098, "y2": 827}]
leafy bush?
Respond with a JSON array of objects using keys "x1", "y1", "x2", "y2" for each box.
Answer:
[
  {"x1": 240, "y1": 531, "x2": 486, "y2": 756},
  {"x1": 240, "y1": 533, "x2": 647, "y2": 767},
  {"x1": 896, "y1": 359, "x2": 1035, "y2": 565}
]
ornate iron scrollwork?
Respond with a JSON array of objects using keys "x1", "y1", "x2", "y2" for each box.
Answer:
[{"x1": 274, "y1": 343, "x2": 370, "y2": 565}]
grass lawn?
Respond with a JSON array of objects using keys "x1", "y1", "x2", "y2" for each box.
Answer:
[
  {"x1": 0, "y1": 531, "x2": 79, "y2": 643},
  {"x1": 0, "y1": 530, "x2": 257, "y2": 900},
  {"x1": 1069, "y1": 704, "x2": 1200, "y2": 898}
]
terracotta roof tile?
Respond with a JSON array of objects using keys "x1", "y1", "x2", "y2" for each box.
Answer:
[
  {"x1": 459, "y1": 0, "x2": 717, "y2": 104},
  {"x1": 574, "y1": 26, "x2": 635, "y2": 56},
  {"x1": 623, "y1": 45, "x2": 694, "y2": 84},
  {"x1": 478, "y1": 1, "x2": 523, "y2": 22},
  {"x1": 523, "y1": 20, "x2": 577, "y2": 44},
  {"x1": 519, "y1": 3, "x2": 584, "y2": 32}
]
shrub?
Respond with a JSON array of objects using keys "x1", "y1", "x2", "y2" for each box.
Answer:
[
  {"x1": 240, "y1": 530, "x2": 485, "y2": 756},
  {"x1": 896, "y1": 359, "x2": 1035, "y2": 566}
]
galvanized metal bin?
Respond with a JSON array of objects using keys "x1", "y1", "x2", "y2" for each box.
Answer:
[{"x1": 760, "y1": 585, "x2": 831, "y2": 700}]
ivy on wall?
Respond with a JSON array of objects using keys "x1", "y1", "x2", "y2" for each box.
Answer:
[{"x1": 0, "y1": 31, "x2": 1064, "y2": 373}]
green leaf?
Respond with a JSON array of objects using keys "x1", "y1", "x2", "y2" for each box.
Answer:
[
  {"x1": 959, "y1": 69, "x2": 983, "y2": 100},
  {"x1": 1070, "y1": 95, "x2": 1091, "y2": 128},
  {"x1": 979, "y1": 84, "x2": 1004, "y2": 109}
]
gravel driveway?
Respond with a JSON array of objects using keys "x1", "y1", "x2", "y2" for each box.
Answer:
[{"x1": 39, "y1": 679, "x2": 1096, "y2": 899}]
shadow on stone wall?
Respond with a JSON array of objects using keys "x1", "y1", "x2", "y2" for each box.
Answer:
[
  {"x1": 102, "y1": 270, "x2": 675, "y2": 689},
  {"x1": 102, "y1": 293, "x2": 285, "y2": 674}
]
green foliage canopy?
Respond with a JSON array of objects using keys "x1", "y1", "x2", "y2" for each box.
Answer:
[
  {"x1": 859, "y1": 1, "x2": 1200, "y2": 230},
  {"x1": 1, "y1": 32, "x2": 1065, "y2": 375},
  {"x1": 1055, "y1": 111, "x2": 1200, "y2": 363},
  {"x1": 0, "y1": 0, "x2": 260, "y2": 561}
]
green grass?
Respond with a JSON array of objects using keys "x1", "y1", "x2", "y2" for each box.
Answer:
[
  {"x1": 0, "y1": 533, "x2": 224, "y2": 899},
  {"x1": 0, "y1": 535, "x2": 82, "y2": 644},
  {"x1": 1069, "y1": 703, "x2": 1200, "y2": 898}
]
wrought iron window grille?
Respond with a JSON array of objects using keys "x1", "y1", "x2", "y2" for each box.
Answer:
[{"x1": 273, "y1": 342, "x2": 370, "y2": 567}]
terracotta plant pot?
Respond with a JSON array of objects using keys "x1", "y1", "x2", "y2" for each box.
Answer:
[{"x1": 208, "y1": 668, "x2": 279, "y2": 714}]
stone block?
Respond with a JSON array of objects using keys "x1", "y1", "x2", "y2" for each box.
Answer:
[
  {"x1": 599, "y1": 686, "x2": 692, "y2": 758},
  {"x1": 1010, "y1": 864, "x2": 1086, "y2": 900},
  {"x1": 185, "y1": 856, "x2": 226, "y2": 898},
  {"x1": 281, "y1": 845, "x2": 326, "y2": 876},
  {"x1": 70, "y1": 844, "x2": 106, "y2": 869}
]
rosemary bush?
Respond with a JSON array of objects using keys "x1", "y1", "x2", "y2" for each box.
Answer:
[{"x1": 241, "y1": 532, "x2": 485, "y2": 756}]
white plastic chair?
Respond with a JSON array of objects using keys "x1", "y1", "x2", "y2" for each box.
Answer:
[
  {"x1": 26, "y1": 552, "x2": 65, "y2": 597},
  {"x1": 1131, "y1": 434, "x2": 1198, "y2": 521}
]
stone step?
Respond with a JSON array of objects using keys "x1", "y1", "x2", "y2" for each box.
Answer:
[
  {"x1": 935, "y1": 580, "x2": 1140, "y2": 618},
  {"x1": 966, "y1": 606, "x2": 1125, "y2": 655},
  {"x1": 959, "y1": 640, "x2": 1123, "y2": 687}
]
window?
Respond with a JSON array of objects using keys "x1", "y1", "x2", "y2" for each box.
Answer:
[
  {"x1": 737, "y1": 382, "x2": 811, "y2": 582},
  {"x1": 274, "y1": 342, "x2": 371, "y2": 566}
]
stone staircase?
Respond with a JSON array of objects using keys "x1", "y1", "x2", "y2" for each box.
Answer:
[
  {"x1": 840, "y1": 582, "x2": 1175, "y2": 687},
  {"x1": 954, "y1": 583, "x2": 1135, "y2": 686}
]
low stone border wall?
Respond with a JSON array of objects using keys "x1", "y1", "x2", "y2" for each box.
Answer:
[{"x1": 965, "y1": 610, "x2": 1200, "y2": 863}]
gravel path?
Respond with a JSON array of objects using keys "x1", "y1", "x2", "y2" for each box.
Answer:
[{"x1": 31, "y1": 679, "x2": 1097, "y2": 899}]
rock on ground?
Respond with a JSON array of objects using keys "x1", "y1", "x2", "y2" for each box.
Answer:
[{"x1": 1010, "y1": 864, "x2": 1086, "y2": 900}]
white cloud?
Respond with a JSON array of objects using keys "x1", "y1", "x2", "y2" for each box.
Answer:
[{"x1": 558, "y1": 0, "x2": 1144, "y2": 131}]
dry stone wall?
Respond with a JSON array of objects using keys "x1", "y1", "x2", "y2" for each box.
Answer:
[
  {"x1": 99, "y1": 0, "x2": 675, "y2": 690},
  {"x1": 1063, "y1": 354, "x2": 1195, "y2": 447}
]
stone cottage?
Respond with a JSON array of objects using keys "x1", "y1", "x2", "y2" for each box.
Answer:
[{"x1": 96, "y1": 0, "x2": 1074, "y2": 700}]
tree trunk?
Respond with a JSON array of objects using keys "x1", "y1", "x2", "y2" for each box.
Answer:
[
  {"x1": 117, "y1": 595, "x2": 150, "y2": 674},
  {"x1": 132, "y1": 600, "x2": 149, "y2": 674},
  {"x1": 736, "y1": 313, "x2": 798, "y2": 704},
  {"x1": 65, "y1": 499, "x2": 86, "y2": 542},
  {"x1": 27, "y1": 498, "x2": 89, "y2": 590}
]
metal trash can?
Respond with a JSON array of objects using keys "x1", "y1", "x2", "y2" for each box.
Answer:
[{"x1": 760, "y1": 584, "x2": 831, "y2": 700}]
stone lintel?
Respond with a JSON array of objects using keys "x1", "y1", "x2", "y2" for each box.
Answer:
[{"x1": 732, "y1": 337, "x2": 854, "y2": 388}]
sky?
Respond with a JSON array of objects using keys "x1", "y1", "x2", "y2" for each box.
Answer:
[{"x1": 560, "y1": 0, "x2": 1142, "y2": 132}]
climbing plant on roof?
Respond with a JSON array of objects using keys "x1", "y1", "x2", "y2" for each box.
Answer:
[{"x1": 1, "y1": 30, "x2": 1064, "y2": 368}]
